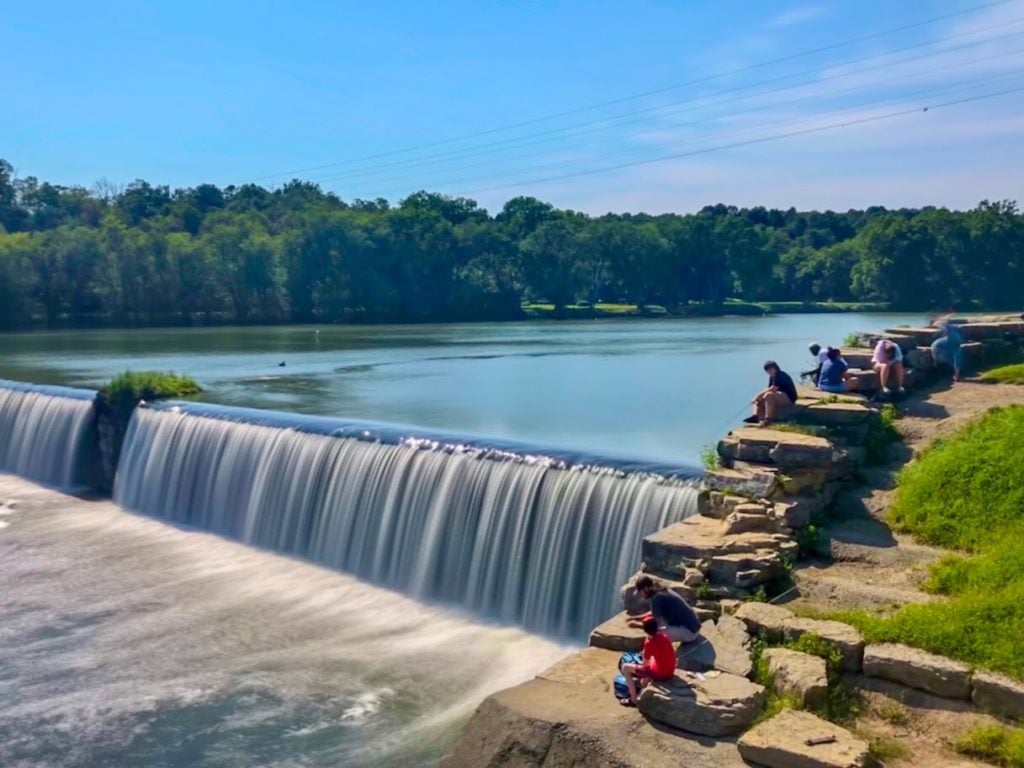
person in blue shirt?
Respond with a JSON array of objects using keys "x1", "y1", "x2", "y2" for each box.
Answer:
[
  {"x1": 817, "y1": 347, "x2": 860, "y2": 393},
  {"x1": 931, "y1": 316, "x2": 963, "y2": 383}
]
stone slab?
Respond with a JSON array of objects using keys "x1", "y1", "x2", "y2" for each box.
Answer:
[
  {"x1": 703, "y1": 466, "x2": 778, "y2": 498},
  {"x1": 765, "y1": 648, "x2": 828, "y2": 708},
  {"x1": 784, "y1": 618, "x2": 865, "y2": 673},
  {"x1": 863, "y1": 643, "x2": 971, "y2": 699},
  {"x1": 733, "y1": 602, "x2": 795, "y2": 642},
  {"x1": 719, "y1": 428, "x2": 836, "y2": 469},
  {"x1": 679, "y1": 616, "x2": 753, "y2": 678},
  {"x1": 737, "y1": 710, "x2": 869, "y2": 768},
  {"x1": 972, "y1": 670, "x2": 1024, "y2": 721},
  {"x1": 638, "y1": 670, "x2": 765, "y2": 737},
  {"x1": 589, "y1": 611, "x2": 645, "y2": 652},
  {"x1": 796, "y1": 402, "x2": 873, "y2": 427}
]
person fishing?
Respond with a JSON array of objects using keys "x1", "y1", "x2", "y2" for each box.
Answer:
[{"x1": 627, "y1": 575, "x2": 702, "y2": 643}]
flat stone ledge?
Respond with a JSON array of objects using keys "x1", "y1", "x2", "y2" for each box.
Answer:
[
  {"x1": 589, "y1": 611, "x2": 645, "y2": 652},
  {"x1": 784, "y1": 618, "x2": 865, "y2": 673},
  {"x1": 680, "y1": 615, "x2": 753, "y2": 678},
  {"x1": 638, "y1": 670, "x2": 765, "y2": 737},
  {"x1": 765, "y1": 648, "x2": 828, "y2": 708},
  {"x1": 733, "y1": 602, "x2": 795, "y2": 642},
  {"x1": 738, "y1": 709, "x2": 869, "y2": 768},
  {"x1": 863, "y1": 643, "x2": 971, "y2": 699},
  {"x1": 972, "y1": 670, "x2": 1024, "y2": 721}
]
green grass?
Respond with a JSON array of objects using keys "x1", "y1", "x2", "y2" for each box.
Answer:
[
  {"x1": 826, "y1": 406, "x2": 1024, "y2": 679},
  {"x1": 105, "y1": 371, "x2": 202, "y2": 425},
  {"x1": 954, "y1": 724, "x2": 1024, "y2": 768},
  {"x1": 700, "y1": 444, "x2": 721, "y2": 471},
  {"x1": 980, "y1": 363, "x2": 1024, "y2": 385},
  {"x1": 770, "y1": 422, "x2": 829, "y2": 438},
  {"x1": 864, "y1": 404, "x2": 900, "y2": 464},
  {"x1": 843, "y1": 332, "x2": 863, "y2": 347}
]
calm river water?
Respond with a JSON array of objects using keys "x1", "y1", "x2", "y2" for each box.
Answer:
[{"x1": 0, "y1": 313, "x2": 919, "y2": 465}]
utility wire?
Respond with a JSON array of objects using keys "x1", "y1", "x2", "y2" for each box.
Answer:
[
  {"x1": 250, "y1": 0, "x2": 1015, "y2": 183},
  {"x1": 323, "y1": 44, "x2": 1024, "y2": 195},
  {"x1": 458, "y1": 84, "x2": 1024, "y2": 196},
  {"x1": 352, "y1": 69, "x2": 1024, "y2": 199},
  {"x1": 302, "y1": 20, "x2": 1024, "y2": 187}
]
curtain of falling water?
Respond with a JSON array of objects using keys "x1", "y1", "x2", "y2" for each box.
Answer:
[
  {"x1": 114, "y1": 406, "x2": 699, "y2": 638},
  {"x1": 0, "y1": 382, "x2": 93, "y2": 487}
]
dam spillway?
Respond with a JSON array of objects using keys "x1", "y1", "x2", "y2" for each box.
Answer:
[
  {"x1": 113, "y1": 402, "x2": 700, "y2": 638},
  {"x1": 0, "y1": 380, "x2": 94, "y2": 488}
]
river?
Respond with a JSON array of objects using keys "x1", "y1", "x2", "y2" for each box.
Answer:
[
  {"x1": 0, "y1": 313, "x2": 919, "y2": 466},
  {"x1": 0, "y1": 313, "x2": 921, "y2": 767}
]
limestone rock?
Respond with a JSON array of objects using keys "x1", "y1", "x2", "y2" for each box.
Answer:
[
  {"x1": 884, "y1": 326, "x2": 939, "y2": 346},
  {"x1": 589, "y1": 611, "x2": 644, "y2": 652},
  {"x1": 738, "y1": 710, "x2": 868, "y2": 768},
  {"x1": 723, "y1": 510, "x2": 778, "y2": 535},
  {"x1": 703, "y1": 466, "x2": 778, "y2": 499},
  {"x1": 679, "y1": 615, "x2": 753, "y2": 678},
  {"x1": 784, "y1": 618, "x2": 865, "y2": 673},
  {"x1": 641, "y1": 515, "x2": 797, "y2": 580},
  {"x1": 733, "y1": 602, "x2": 795, "y2": 642},
  {"x1": 863, "y1": 643, "x2": 971, "y2": 699},
  {"x1": 638, "y1": 670, "x2": 765, "y2": 737},
  {"x1": 973, "y1": 670, "x2": 1024, "y2": 720},
  {"x1": 719, "y1": 428, "x2": 837, "y2": 470},
  {"x1": 777, "y1": 468, "x2": 830, "y2": 496},
  {"x1": 765, "y1": 648, "x2": 828, "y2": 708},
  {"x1": 797, "y1": 402, "x2": 872, "y2": 427}
]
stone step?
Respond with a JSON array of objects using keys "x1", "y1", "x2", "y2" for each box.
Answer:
[
  {"x1": 738, "y1": 710, "x2": 869, "y2": 768},
  {"x1": 642, "y1": 516, "x2": 797, "y2": 586},
  {"x1": 588, "y1": 611, "x2": 645, "y2": 652},
  {"x1": 702, "y1": 465, "x2": 778, "y2": 498},
  {"x1": 960, "y1": 320, "x2": 1024, "y2": 340},
  {"x1": 679, "y1": 615, "x2": 753, "y2": 678},
  {"x1": 795, "y1": 401, "x2": 873, "y2": 427},
  {"x1": 719, "y1": 427, "x2": 840, "y2": 470},
  {"x1": 863, "y1": 643, "x2": 971, "y2": 699},
  {"x1": 792, "y1": 568, "x2": 933, "y2": 613},
  {"x1": 884, "y1": 326, "x2": 940, "y2": 346},
  {"x1": 638, "y1": 669, "x2": 766, "y2": 737},
  {"x1": 863, "y1": 332, "x2": 917, "y2": 354},
  {"x1": 838, "y1": 348, "x2": 875, "y2": 369},
  {"x1": 764, "y1": 648, "x2": 828, "y2": 708}
]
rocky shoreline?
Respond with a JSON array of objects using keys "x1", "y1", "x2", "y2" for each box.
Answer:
[{"x1": 444, "y1": 316, "x2": 1024, "y2": 768}]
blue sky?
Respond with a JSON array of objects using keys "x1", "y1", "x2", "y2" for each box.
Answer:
[{"x1": 2, "y1": 0, "x2": 1023, "y2": 214}]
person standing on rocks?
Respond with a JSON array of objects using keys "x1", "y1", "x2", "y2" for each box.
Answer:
[
  {"x1": 619, "y1": 616, "x2": 677, "y2": 707},
  {"x1": 751, "y1": 360, "x2": 798, "y2": 426},
  {"x1": 629, "y1": 575, "x2": 702, "y2": 643},
  {"x1": 930, "y1": 316, "x2": 963, "y2": 383}
]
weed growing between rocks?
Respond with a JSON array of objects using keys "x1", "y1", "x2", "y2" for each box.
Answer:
[
  {"x1": 864, "y1": 404, "x2": 900, "y2": 464},
  {"x1": 700, "y1": 444, "x2": 720, "y2": 470},
  {"x1": 954, "y1": 723, "x2": 1024, "y2": 768}
]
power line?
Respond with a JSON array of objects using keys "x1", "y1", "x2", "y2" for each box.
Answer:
[
  {"x1": 457, "y1": 84, "x2": 1024, "y2": 196},
  {"x1": 301, "y1": 20, "x2": 1024, "y2": 187},
  {"x1": 249, "y1": 0, "x2": 1015, "y2": 183},
  {"x1": 346, "y1": 68, "x2": 1024, "y2": 199}
]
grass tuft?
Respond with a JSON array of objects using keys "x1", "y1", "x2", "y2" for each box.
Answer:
[
  {"x1": 980, "y1": 363, "x2": 1024, "y2": 385},
  {"x1": 954, "y1": 724, "x2": 1024, "y2": 767}
]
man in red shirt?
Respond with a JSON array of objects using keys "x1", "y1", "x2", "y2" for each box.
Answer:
[{"x1": 620, "y1": 616, "x2": 677, "y2": 706}]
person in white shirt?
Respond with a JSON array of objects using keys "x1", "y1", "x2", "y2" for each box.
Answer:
[{"x1": 872, "y1": 339, "x2": 905, "y2": 396}]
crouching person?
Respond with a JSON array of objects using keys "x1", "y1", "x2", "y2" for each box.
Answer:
[{"x1": 620, "y1": 616, "x2": 677, "y2": 707}]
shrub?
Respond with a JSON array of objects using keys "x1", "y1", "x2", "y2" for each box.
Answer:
[
  {"x1": 104, "y1": 371, "x2": 202, "y2": 426},
  {"x1": 700, "y1": 444, "x2": 721, "y2": 470},
  {"x1": 954, "y1": 724, "x2": 1024, "y2": 767},
  {"x1": 864, "y1": 404, "x2": 900, "y2": 464}
]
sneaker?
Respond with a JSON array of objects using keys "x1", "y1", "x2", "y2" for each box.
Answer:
[
  {"x1": 881, "y1": 387, "x2": 892, "y2": 396},
  {"x1": 897, "y1": 386, "x2": 906, "y2": 395}
]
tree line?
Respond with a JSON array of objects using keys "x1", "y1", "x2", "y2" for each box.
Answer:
[{"x1": 1, "y1": 158, "x2": 1022, "y2": 330}]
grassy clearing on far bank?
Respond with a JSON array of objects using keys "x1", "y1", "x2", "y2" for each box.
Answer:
[{"x1": 833, "y1": 406, "x2": 1024, "y2": 678}]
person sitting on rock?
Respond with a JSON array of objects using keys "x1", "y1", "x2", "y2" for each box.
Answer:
[
  {"x1": 619, "y1": 616, "x2": 677, "y2": 707},
  {"x1": 802, "y1": 342, "x2": 829, "y2": 384},
  {"x1": 930, "y1": 315, "x2": 963, "y2": 383},
  {"x1": 628, "y1": 575, "x2": 702, "y2": 643},
  {"x1": 872, "y1": 339, "x2": 905, "y2": 396},
  {"x1": 751, "y1": 360, "x2": 798, "y2": 426},
  {"x1": 816, "y1": 347, "x2": 859, "y2": 393}
]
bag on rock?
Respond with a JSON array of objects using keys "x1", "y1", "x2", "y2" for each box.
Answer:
[{"x1": 613, "y1": 651, "x2": 643, "y2": 699}]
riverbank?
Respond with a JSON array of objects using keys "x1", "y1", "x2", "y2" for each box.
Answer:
[
  {"x1": 445, "y1": 315, "x2": 1024, "y2": 768},
  {"x1": 522, "y1": 300, "x2": 889, "y2": 319}
]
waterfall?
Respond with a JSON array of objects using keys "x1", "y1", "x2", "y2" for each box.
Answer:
[
  {"x1": 114, "y1": 403, "x2": 699, "y2": 639},
  {"x1": 0, "y1": 380, "x2": 94, "y2": 488}
]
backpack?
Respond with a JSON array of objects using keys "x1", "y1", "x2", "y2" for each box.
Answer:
[{"x1": 613, "y1": 651, "x2": 644, "y2": 699}]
